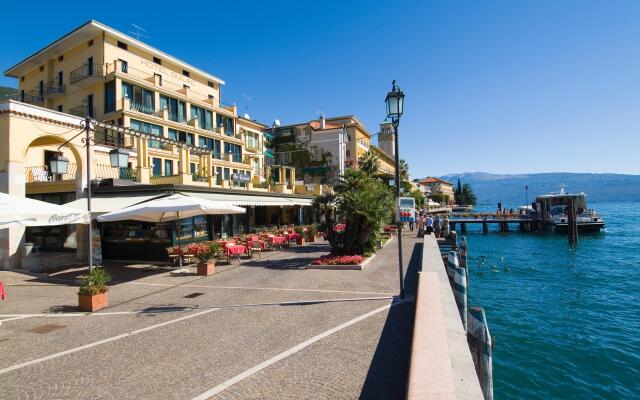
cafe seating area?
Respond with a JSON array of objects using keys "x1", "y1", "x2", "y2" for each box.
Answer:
[{"x1": 165, "y1": 224, "x2": 319, "y2": 266}]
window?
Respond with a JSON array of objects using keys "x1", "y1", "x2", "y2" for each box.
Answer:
[
  {"x1": 119, "y1": 59, "x2": 128, "y2": 73},
  {"x1": 182, "y1": 70, "x2": 190, "y2": 77},
  {"x1": 131, "y1": 119, "x2": 163, "y2": 149},
  {"x1": 152, "y1": 158, "x2": 162, "y2": 177},
  {"x1": 223, "y1": 168, "x2": 230, "y2": 181},
  {"x1": 153, "y1": 57, "x2": 161, "y2": 65},
  {"x1": 224, "y1": 143, "x2": 242, "y2": 163},
  {"x1": 39, "y1": 66, "x2": 44, "y2": 72},
  {"x1": 164, "y1": 160, "x2": 173, "y2": 176},
  {"x1": 168, "y1": 129, "x2": 178, "y2": 141},
  {"x1": 57, "y1": 105, "x2": 63, "y2": 112},
  {"x1": 104, "y1": 81, "x2": 115, "y2": 113},
  {"x1": 58, "y1": 55, "x2": 64, "y2": 62},
  {"x1": 88, "y1": 39, "x2": 94, "y2": 47},
  {"x1": 117, "y1": 41, "x2": 127, "y2": 50},
  {"x1": 208, "y1": 81, "x2": 214, "y2": 88},
  {"x1": 57, "y1": 71, "x2": 63, "y2": 87},
  {"x1": 123, "y1": 83, "x2": 154, "y2": 114},
  {"x1": 191, "y1": 106, "x2": 213, "y2": 130},
  {"x1": 190, "y1": 163, "x2": 196, "y2": 175},
  {"x1": 178, "y1": 131, "x2": 195, "y2": 145},
  {"x1": 159, "y1": 95, "x2": 185, "y2": 122},
  {"x1": 216, "y1": 115, "x2": 234, "y2": 135},
  {"x1": 346, "y1": 150, "x2": 351, "y2": 158},
  {"x1": 216, "y1": 167, "x2": 223, "y2": 183}
]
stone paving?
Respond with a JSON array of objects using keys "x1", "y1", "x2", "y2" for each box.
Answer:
[{"x1": 0, "y1": 235, "x2": 421, "y2": 399}]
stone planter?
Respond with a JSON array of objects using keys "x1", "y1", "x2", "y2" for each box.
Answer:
[
  {"x1": 197, "y1": 260, "x2": 216, "y2": 276},
  {"x1": 78, "y1": 291, "x2": 108, "y2": 312}
]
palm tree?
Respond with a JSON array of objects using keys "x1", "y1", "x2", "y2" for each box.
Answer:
[
  {"x1": 399, "y1": 159, "x2": 409, "y2": 180},
  {"x1": 358, "y1": 150, "x2": 379, "y2": 176}
]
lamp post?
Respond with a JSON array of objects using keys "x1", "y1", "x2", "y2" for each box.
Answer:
[
  {"x1": 385, "y1": 80, "x2": 405, "y2": 299},
  {"x1": 50, "y1": 116, "x2": 129, "y2": 272}
]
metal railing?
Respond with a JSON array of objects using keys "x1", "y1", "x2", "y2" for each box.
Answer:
[
  {"x1": 192, "y1": 174, "x2": 209, "y2": 182},
  {"x1": 94, "y1": 164, "x2": 136, "y2": 181},
  {"x1": 150, "y1": 174, "x2": 181, "y2": 184},
  {"x1": 69, "y1": 63, "x2": 104, "y2": 84},
  {"x1": 25, "y1": 163, "x2": 77, "y2": 183},
  {"x1": 69, "y1": 105, "x2": 95, "y2": 118},
  {"x1": 45, "y1": 81, "x2": 65, "y2": 95},
  {"x1": 129, "y1": 100, "x2": 156, "y2": 115}
]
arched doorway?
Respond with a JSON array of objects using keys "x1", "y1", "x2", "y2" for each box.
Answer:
[{"x1": 23, "y1": 136, "x2": 84, "y2": 254}]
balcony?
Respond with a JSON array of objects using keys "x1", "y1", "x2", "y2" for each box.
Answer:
[
  {"x1": 25, "y1": 164, "x2": 77, "y2": 183},
  {"x1": 69, "y1": 63, "x2": 104, "y2": 85},
  {"x1": 45, "y1": 81, "x2": 65, "y2": 98},
  {"x1": 94, "y1": 165, "x2": 137, "y2": 181},
  {"x1": 69, "y1": 105, "x2": 96, "y2": 118},
  {"x1": 15, "y1": 89, "x2": 45, "y2": 105},
  {"x1": 129, "y1": 100, "x2": 156, "y2": 115}
]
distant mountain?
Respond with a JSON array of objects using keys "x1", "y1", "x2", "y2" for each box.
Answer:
[
  {"x1": 436, "y1": 172, "x2": 640, "y2": 205},
  {"x1": 0, "y1": 86, "x2": 18, "y2": 99}
]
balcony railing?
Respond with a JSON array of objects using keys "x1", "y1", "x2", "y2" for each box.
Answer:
[
  {"x1": 150, "y1": 174, "x2": 181, "y2": 185},
  {"x1": 168, "y1": 111, "x2": 186, "y2": 123},
  {"x1": 22, "y1": 89, "x2": 44, "y2": 104},
  {"x1": 69, "y1": 105, "x2": 95, "y2": 118},
  {"x1": 69, "y1": 63, "x2": 104, "y2": 84},
  {"x1": 45, "y1": 81, "x2": 65, "y2": 96},
  {"x1": 192, "y1": 174, "x2": 209, "y2": 182},
  {"x1": 129, "y1": 100, "x2": 156, "y2": 115},
  {"x1": 25, "y1": 164, "x2": 77, "y2": 183},
  {"x1": 94, "y1": 165, "x2": 137, "y2": 181}
]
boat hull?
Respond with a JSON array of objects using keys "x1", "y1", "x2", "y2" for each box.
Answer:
[{"x1": 553, "y1": 222, "x2": 605, "y2": 233}]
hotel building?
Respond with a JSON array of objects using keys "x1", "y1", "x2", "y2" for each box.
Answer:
[{"x1": 1, "y1": 20, "x2": 313, "y2": 268}]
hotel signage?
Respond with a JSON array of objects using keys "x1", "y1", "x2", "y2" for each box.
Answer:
[
  {"x1": 231, "y1": 172, "x2": 251, "y2": 183},
  {"x1": 139, "y1": 59, "x2": 197, "y2": 86}
]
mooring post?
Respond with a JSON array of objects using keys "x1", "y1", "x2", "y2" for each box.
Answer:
[
  {"x1": 461, "y1": 223, "x2": 467, "y2": 234},
  {"x1": 482, "y1": 222, "x2": 488, "y2": 234},
  {"x1": 567, "y1": 198, "x2": 578, "y2": 245}
]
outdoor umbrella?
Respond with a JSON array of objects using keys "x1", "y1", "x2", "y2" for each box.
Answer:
[
  {"x1": 0, "y1": 192, "x2": 90, "y2": 229},
  {"x1": 97, "y1": 193, "x2": 246, "y2": 271}
]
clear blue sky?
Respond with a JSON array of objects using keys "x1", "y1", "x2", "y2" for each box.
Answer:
[{"x1": 2, "y1": 0, "x2": 639, "y2": 177}]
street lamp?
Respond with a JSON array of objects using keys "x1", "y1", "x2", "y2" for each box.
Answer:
[
  {"x1": 50, "y1": 117, "x2": 129, "y2": 272},
  {"x1": 385, "y1": 80, "x2": 405, "y2": 299}
]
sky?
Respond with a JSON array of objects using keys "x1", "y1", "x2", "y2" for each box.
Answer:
[{"x1": 1, "y1": 0, "x2": 639, "y2": 177}]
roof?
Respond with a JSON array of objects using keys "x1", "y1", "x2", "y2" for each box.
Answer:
[
  {"x1": 419, "y1": 177, "x2": 454, "y2": 185},
  {"x1": 308, "y1": 120, "x2": 342, "y2": 130},
  {"x1": 276, "y1": 115, "x2": 371, "y2": 136},
  {"x1": 4, "y1": 20, "x2": 225, "y2": 85}
]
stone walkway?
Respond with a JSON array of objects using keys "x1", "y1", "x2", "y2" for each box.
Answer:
[{"x1": 0, "y1": 235, "x2": 422, "y2": 400}]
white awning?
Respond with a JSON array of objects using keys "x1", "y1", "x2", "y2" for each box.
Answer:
[
  {"x1": 184, "y1": 192, "x2": 314, "y2": 207},
  {"x1": 64, "y1": 194, "x2": 160, "y2": 216}
]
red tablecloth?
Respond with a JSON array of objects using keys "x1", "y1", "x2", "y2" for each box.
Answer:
[
  {"x1": 270, "y1": 236, "x2": 287, "y2": 245},
  {"x1": 247, "y1": 239, "x2": 266, "y2": 249},
  {"x1": 287, "y1": 233, "x2": 301, "y2": 241},
  {"x1": 226, "y1": 244, "x2": 247, "y2": 256}
]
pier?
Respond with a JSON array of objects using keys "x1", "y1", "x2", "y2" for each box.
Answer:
[{"x1": 448, "y1": 215, "x2": 538, "y2": 233}]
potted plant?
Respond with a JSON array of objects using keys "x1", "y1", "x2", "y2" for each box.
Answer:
[
  {"x1": 78, "y1": 267, "x2": 111, "y2": 312},
  {"x1": 306, "y1": 224, "x2": 318, "y2": 242},
  {"x1": 294, "y1": 226, "x2": 305, "y2": 245},
  {"x1": 195, "y1": 243, "x2": 220, "y2": 276}
]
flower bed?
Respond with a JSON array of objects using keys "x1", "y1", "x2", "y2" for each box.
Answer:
[{"x1": 311, "y1": 255, "x2": 364, "y2": 265}]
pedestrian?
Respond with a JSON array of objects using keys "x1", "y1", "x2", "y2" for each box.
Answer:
[
  {"x1": 434, "y1": 215, "x2": 442, "y2": 237},
  {"x1": 409, "y1": 209, "x2": 415, "y2": 232},
  {"x1": 426, "y1": 215, "x2": 434, "y2": 235}
]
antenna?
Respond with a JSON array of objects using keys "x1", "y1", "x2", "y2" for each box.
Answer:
[{"x1": 129, "y1": 24, "x2": 150, "y2": 40}]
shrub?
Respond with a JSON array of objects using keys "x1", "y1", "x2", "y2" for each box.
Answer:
[{"x1": 78, "y1": 267, "x2": 111, "y2": 296}]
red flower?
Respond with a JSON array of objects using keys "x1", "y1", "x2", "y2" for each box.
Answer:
[
  {"x1": 311, "y1": 255, "x2": 363, "y2": 265},
  {"x1": 333, "y1": 223, "x2": 346, "y2": 232}
]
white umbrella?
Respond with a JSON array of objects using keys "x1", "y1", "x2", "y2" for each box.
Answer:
[
  {"x1": 0, "y1": 192, "x2": 90, "y2": 229},
  {"x1": 97, "y1": 193, "x2": 246, "y2": 271}
]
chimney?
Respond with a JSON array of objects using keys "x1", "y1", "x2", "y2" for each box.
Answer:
[{"x1": 319, "y1": 115, "x2": 326, "y2": 129}]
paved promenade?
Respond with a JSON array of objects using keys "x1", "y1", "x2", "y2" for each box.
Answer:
[{"x1": 0, "y1": 235, "x2": 421, "y2": 400}]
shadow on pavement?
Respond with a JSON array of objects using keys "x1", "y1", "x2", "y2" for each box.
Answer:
[{"x1": 359, "y1": 241, "x2": 422, "y2": 400}]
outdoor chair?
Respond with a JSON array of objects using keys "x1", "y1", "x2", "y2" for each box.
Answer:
[
  {"x1": 166, "y1": 246, "x2": 180, "y2": 267},
  {"x1": 250, "y1": 240, "x2": 263, "y2": 258}
]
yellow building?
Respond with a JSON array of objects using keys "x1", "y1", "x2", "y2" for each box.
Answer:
[
  {"x1": 418, "y1": 177, "x2": 455, "y2": 203},
  {"x1": 1, "y1": 20, "x2": 314, "y2": 269}
]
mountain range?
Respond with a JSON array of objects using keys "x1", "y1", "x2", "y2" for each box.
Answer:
[{"x1": 437, "y1": 172, "x2": 640, "y2": 205}]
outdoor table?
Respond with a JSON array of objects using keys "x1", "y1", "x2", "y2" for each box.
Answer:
[
  {"x1": 287, "y1": 233, "x2": 301, "y2": 241},
  {"x1": 226, "y1": 244, "x2": 247, "y2": 263},
  {"x1": 269, "y1": 236, "x2": 287, "y2": 249}
]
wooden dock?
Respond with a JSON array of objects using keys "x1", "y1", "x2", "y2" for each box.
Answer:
[{"x1": 447, "y1": 216, "x2": 538, "y2": 233}]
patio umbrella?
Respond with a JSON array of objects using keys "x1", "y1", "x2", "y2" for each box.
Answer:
[
  {"x1": 0, "y1": 192, "x2": 90, "y2": 229},
  {"x1": 97, "y1": 193, "x2": 245, "y2": 271}
]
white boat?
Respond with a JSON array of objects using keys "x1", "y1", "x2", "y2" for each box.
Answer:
[{"x1": 534, "y1": 185, "x2": 605, "y2": 232}]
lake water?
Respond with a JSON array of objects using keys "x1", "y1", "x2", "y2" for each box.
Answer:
[{"x1": 464, "y1": 201, "x2": 640, "y2": 399}]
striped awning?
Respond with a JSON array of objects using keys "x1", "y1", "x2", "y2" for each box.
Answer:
[{"x1": 184, "y1": 192, "x2": 313, "y2": 207}]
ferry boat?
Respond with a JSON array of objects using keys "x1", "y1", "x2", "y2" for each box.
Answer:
[{"x1": 534, "y1": 185, "x2": 605, "y2": 232}]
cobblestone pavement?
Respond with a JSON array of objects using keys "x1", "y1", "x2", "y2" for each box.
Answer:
[{"x1": 0, "y1": 235, "x2": 421, "y2": 400}]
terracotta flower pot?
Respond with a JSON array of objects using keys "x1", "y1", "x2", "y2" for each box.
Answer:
[
  {"x1": 197, "y1": 260, "x2": 216, "y2": 276},
  {"x1": 307, "y1": 235, "x2": 315, "y2": 243},
  {"x1": 78, "y1": 291, "x2": 109, "y2": 312},
  {"x1": 296, "y1": 237, "x2": 305, "y2": 246}
]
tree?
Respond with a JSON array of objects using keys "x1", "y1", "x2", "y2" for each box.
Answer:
[
  {"x1": 461, "y1": 183, "x2": 477, "y2": 206},
  {"x1": 399, "y1": 159, "x2": 409, "y2": 180},
  {"x1": 331, "y1": 169, "x2": 394, "y2": 256},
  {"x1": 455, "y1": 177, "x2": 463, "y2": 204},
  {"x1": 358, "y1": 150, "x2": 379, "y2": 176},
  {"x1": 410, "y1": 189, "x2": 425, "y2": 207}
]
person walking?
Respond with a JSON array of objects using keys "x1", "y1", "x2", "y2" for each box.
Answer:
[
  {"x1": 409, "y1": 208, "x2": 415, "y2": 232},
  {"x1": 426, "y1": 215, "x2": 434, "y2": 235},
  {"x1": 434, "y1": 214, "x2": 442, "y2": 237}
]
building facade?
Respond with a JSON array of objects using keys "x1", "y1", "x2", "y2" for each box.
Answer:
[
  {"x1": 1, "y1": 20, "x2": 315, "y2": 269},
  {"x1": 418, "y1": 177, "x2": 455, "y2": 203}
]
